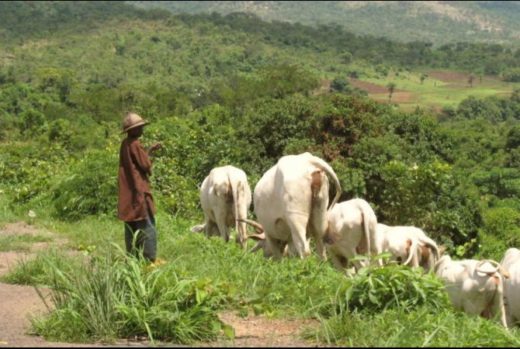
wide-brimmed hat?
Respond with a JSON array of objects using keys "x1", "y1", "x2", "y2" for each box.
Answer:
[{"x1": 121, "y1": 112, "x2": 149, "y2": 133}]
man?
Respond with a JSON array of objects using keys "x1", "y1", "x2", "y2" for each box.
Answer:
[{"x1": 118, "y1": 112, "x2": 161, "y2": 263}]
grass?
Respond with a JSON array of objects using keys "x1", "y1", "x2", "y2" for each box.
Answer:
[
  {"x1": 0, "y1": 248, "x2": 84, "y2": 286},
  {"x1": 308, "y1": 306, "x2": 520, "y2": 347},
  {"x1": 28, "y1": 244, "x2": 230, "y2": 344},
  {"x1": 2, "y1": 206, "x2": 520, "y2": 346},
  {"x1": 0, "y1": 234, "x2": 52, "y2": 252}
]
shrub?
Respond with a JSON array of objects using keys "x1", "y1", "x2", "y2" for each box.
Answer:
[
  {"x1": 52, "y1": 149, "x2": 118, "y2": 220},
  {"x1": 31, "y1": 244, "x2": 229, "y2": 344},
  {"x1": 334, "y1": 263, "x2": 449, "y2": 315}
]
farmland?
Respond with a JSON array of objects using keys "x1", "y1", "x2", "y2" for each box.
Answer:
[{"x1": 350, "y1": 69, "x2": 520, "y2": 112}]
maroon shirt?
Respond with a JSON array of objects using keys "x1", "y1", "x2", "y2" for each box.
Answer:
[{"x1": 118, "y1": 137, "x2": 157, "y2": 222}]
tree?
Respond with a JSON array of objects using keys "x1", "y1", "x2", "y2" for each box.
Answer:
[
  {"x1": 420, "y1": 73, "x2": 428, "y2": 84},
  {"x1": 387, "y1": 82, "x2": 396, "y2": 102},
  {"x1": 330, "y1": 77, "x2": 350, "y2": 92},
  {"x1": 468, "y1": 73, "x2": 475, "y2": 87}
]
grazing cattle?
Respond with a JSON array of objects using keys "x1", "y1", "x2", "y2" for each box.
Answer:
[
  {"x1": 377, "y1": 224, "x2": 440, "y2": 271},
  {"x1": 500, "y1": 247, "x2": 520, "y2": 327},
  {"x1": 191, "y1": 165, "x2": 252, "y2": 249},
  {"x1": 434, "y1": 254, "x2": 509, "y2": 327},
  {"x1": 241, "y1": 152, "x2": 341, "y2": 259},
  {"x1": 322, "y1": 198, "x2": 382, "y2": 272}
]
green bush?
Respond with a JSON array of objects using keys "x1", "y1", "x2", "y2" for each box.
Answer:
[
  {"x1": 335, "y1": 263, "x2": 449, "y2": 315},
  {"x1": 52, "y1": 150, "x2": 118, "y2": 220},
  {"x1": 31, "y1": 245, "x2": 229, "y2": 344}
]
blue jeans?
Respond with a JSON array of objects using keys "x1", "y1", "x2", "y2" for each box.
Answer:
[{"x1": 124, "y1": 212, "x2": 157, "y2": 262}]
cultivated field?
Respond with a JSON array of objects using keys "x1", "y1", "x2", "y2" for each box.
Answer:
[{"x1": 350, "y1": 70, "x2": 520, "y2": 112}]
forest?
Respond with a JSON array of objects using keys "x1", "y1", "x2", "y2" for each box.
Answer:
[{"x1": 1, "y1": 1, "x2": 520, "y2": 346}]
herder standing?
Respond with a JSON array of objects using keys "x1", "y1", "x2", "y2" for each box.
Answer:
[{"x1": 118, "y1": 112, "x2": 161, "y2": 262}]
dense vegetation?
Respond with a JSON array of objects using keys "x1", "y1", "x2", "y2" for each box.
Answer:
[
  {"x1": 130, "y1": 1, "x2": 520, "y2": 47},
  {"x1": 1, "y1": 1, "x2": 520, "y2": 345}
]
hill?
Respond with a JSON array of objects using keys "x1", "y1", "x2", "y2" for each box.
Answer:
[{"x1": 128, "y1": 1, "x2": 520, "y2": 46}]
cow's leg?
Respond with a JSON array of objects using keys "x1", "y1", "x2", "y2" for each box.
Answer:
[
  {"x1": 287, "y1": 215, "x2": 311, "y2": 258},
  {"x1": 204, "y1": 220, "x2": 219, "y2": 237},
  {"x1": 308, "y1": 201, "x2": 328, "y2": 261},
  {"x1": 214, "y1": 211, "x2": 230, "y2": 242},
  {"x1": 345, "y1": 245, "x2": 365, "y2": 272}
]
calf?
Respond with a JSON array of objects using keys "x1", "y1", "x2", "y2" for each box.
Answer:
[
  {"x1": 434, "y1": 254, "x2": 509, "y2": 327},
  {"x1": 500, "y1": 247, "x2": 520, "y2": 327}
]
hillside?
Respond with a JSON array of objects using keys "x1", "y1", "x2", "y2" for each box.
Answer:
[{"x1": 128, "y1": 1, "x2": 520, "y2": 46}]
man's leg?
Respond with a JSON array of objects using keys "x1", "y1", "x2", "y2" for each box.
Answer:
[
  {"x1": 142, "y1": 212, "x2": 157, "y2": 262},
  {"x1": 124, "y1": 221, "x2": 140, "y2": 257}
]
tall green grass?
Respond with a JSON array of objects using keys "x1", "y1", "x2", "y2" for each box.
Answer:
[
  {"x1": 309, "y1": 306, "x2": 520, "y2": 347},
  {"x1": 28, "y1": 244, "x2": 230, "y2": 344}
]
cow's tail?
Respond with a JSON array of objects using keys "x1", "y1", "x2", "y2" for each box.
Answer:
[
  {"x1": 418, "y1": 236, "x2": 440, "y2": 269},
  {"x1": 308, "y1": 156, "x2": 342, "y2": 210},
  {"x1": 403, "y1": 237, "x2": 419, "y2": 267},
  {"x1": 360, "y1": 206, "x2": 372, "y2": 263},
  {"x1": 228, "y1": 173, "x2": 246, "y2": 248},
  {"x1": 476, "y1": 259, "x2": 509, "y2": 328}
]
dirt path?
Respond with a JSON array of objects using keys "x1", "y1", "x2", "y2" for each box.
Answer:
[{"x1": 0, "y1": 222, "x2": 323, "y2": 347}]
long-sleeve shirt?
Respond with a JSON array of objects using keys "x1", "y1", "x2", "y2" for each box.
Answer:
[{"x1": 118, "y1": 137, "x2": 157, "y2": 222}]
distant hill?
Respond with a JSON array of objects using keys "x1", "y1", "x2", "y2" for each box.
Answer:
[{"x1": 127, "y1": 1, "x2": 520, "y2": 46}]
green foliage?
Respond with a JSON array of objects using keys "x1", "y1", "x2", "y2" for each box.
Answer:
[
  {"x1": 310, "y1": 306, "x2": 520, "y2": 347},
  {"x1": 30, "y1": 245, "x2": 227, "y2": 344},
  {"x1": 503, "y1": 68, "x2": 520, "y2": 82},
  {"x1": 334, "y1": 264, "x2": 449, "y2": 315},
  {"x1": 163, "y1": 228, "x2": 346, "y2": 318},
  {"x1": 52, "y1": 150, "x2": 118, "y2": 220},
  {"x1": 477, "y1": 207, "x2": 520, "y2": 261}
]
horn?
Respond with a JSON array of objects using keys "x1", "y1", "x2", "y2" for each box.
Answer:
[
  {"x1": 247, "y1": 232, "x2": 266, "y2": 241},
  {"x1": 236, "y1": 218, "x2": 265, "y2": 234},
  {"x1": 475, "y1": 259, "x2": 500, "y2": 276}
]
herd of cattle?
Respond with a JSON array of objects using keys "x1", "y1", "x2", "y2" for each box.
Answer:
[{"x1": 190, "y1": 152, "x2": 520, "y2": 329}]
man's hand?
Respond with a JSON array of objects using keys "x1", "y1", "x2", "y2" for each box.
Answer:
[{"x1": 148, "y1": 142, "x2": 162, "y2": 154}]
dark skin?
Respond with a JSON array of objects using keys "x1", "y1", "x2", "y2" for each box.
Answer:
[{"x1": 127, "y1": 125, "x2": 162, "y2": 155}]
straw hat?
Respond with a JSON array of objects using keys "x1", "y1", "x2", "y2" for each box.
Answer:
[{"x1": 121, "y1": 112, "x2": 149, "y2": 133}]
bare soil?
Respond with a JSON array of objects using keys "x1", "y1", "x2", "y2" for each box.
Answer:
[
  {"x1": 0, "y1": 222, "x2": 324, "y2": 347},
  {"x1": 348, "y1": 78, "x2": 414, "y2": 104},
  {"x1": 428, "y1": 70, "x2": 471, "y2": 83},
  {"x1": 349, "y1": 78, "x2": 391, "y2": 94}
]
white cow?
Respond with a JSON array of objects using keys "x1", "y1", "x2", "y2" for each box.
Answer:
[
  {"x1": 191, "y1": 165, "x2": 252, "y2": 249},
  {"x1": 241, "y1": 152, "x2": 341, "y2": 260},
  {"x1": 377, "y1": 223, "x2": 440, "y2": 271},
  {"x1": 434, "y1": 254, "x2": 509, "y2": 327},
  {"x1": 500, "y1": 247, "x2": 520, "y2": 327},
  {"x1": 323, "y1": 198, "x2": 382, "y2": 272}
]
